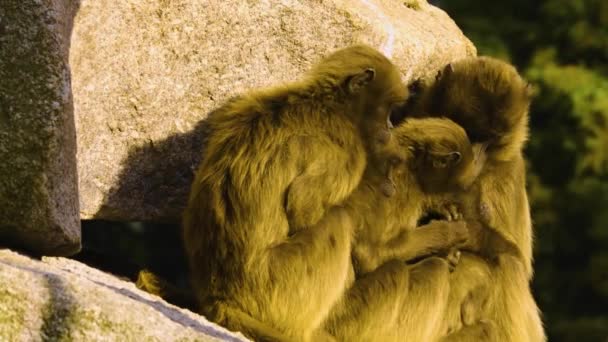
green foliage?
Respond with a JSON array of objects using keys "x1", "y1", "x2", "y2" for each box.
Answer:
[{"x1": 440, "y1": 0, "x2": 608, "y2": 340}]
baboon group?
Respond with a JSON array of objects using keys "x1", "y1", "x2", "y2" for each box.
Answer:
[{"x1": 144, "y1": 45, "x2": 546, "y2": 342}]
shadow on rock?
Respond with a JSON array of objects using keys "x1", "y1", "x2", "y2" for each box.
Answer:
[{"x1": 96, "y1": 118, "x2": 213, "y2": 223}]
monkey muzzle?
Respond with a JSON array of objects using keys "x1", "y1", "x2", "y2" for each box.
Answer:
[{"x1": 380, "y1": 157, "x2": 405, "y2": 197}]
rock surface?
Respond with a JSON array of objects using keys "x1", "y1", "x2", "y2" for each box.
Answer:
[
  {"x1": 0, "y1": 1, "x2": 81, "y2": 255},
  {"x1": 0, "y1": 248, "x2": 249, "y2": 341},
  {"x1": 72, "y1": 0, "x2": 476, "y2": 222}
]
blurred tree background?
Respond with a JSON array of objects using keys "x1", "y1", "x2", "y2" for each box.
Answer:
[{"x1": 435, "y1": 0, "x2": 608, "y2": 340}]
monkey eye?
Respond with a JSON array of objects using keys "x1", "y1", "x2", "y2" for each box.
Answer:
[
  {"x1": 432, "y1": 152, "x2": 461, "y2": 169},
  {"x1": 448, "y1": 151, "x2": 462, "y2": 164},
  {"x1": 432, "y1": 159, "x2": 448, "y2": 169}
]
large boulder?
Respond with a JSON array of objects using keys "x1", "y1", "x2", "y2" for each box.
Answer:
[
  {"x1": 0, "y1": 1, "x2": 80, "y2": 255},
  {"x1": 0, "y1": 248, "x2": 249, "y2": 341},
  {"x1": 72, "y1": 0, "x2": 476, "y2": 222}
]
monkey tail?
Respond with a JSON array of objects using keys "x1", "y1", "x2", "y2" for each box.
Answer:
[
  {"x1": 136, "y1": 269, "x2": 199, "y2": 312},
  {"x1": 136, "y1": 271, "x2": 294, "y2": 341}
]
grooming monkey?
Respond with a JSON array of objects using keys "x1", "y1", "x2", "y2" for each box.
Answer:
[
  {"x1": 323, "y1": 116, "x2": 487, "y2": 342},
  {"x1": 182, "y1": 45, "x2": 411, "y2": 342},
  {"x1": 348, "y1": 116, "x2": 484, "y2": 276},
  {"x1": 403, "y1": 57, "x2": 546, "y2": 341},
  {"x1": 138, "y1": 116, "x2": 482, "y2": 341},
  {"x1": 137, "y1": 116, "x2": 479, "y2": 341}
]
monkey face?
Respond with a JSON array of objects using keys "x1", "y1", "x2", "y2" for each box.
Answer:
[
  {"x1": 412, "y1": 140, "x2": 486, "y2": 194},
  {"x1": 413, "y1": 148, "x2": 465, "y2": 193},
  {"x1": 343, "y1": 61, "x2": 410, "y2": 144}
]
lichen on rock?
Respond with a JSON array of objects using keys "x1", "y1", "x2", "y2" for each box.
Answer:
[
  {"x1": 0, "y1": 0, "x2": 80, "y2": 256},
  {"x1": 0, "y1": 249, "x2": 249, "y2": 341}
]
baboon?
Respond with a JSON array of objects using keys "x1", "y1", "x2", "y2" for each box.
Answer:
[
  {"x1": 182, "y1": 45, "x2": 410, "y2": 342},
  {"x1": 348, "y1": 117, "x2": 484, "y2": 276},
  {"x1": 403, "y1": 57, "x2": 546, "y2": 341},
  {"x1": 324, "y1": 116, "x2": 485, "y2": 342}
]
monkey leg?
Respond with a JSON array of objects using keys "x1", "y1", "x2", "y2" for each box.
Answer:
[
  {"x1": 248, "y1": 206, "x2": 354, "y2": 340},
  {"x1": 284, "y1": 173, "x2": 326, "y2": 230},
  {"x1": 438, "y1": 253, "x2": 493, "y2": 337},
  {"x1": 354, "y1": 220, "x2": 469, "y2": 274},
  {"x1": 284, "y1": 138, "x2": 366, "y2": 231},
  {"x1": 484, "y1": 255, "x2": 546, "y2": 342},
  {"x1": 325, "y1": 257, "x2": 451, "y2": 342}
]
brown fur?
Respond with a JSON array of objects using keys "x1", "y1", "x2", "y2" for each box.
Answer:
[
  {"x1": 323, "y1": 117, "x2": 484, "y2": 342},
  {"x1": 182, "y1": 45, "x2": 409, "y2": 341},
  {"x1": 349, "y1": 117, "x2": 483, "y2": 276},
  {"x1": 404, "y1": 57, "x2": 545, "y2": 341}
]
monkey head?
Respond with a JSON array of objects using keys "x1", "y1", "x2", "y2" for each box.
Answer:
[
  {"x1": 306, "y1": 45, "x2": 410, "y2": 150},
  {"x1": 393, "y1": 117, "x2": 487, "y2": 194},
  {"x1": 406, "y1": 57, "x2": 533, "y2": 161},
  {"x1": 305, "y1": 45, "x2": 414, "y2": 197}
]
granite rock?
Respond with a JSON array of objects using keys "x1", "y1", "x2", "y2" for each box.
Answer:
[
  {"x1": 71, "y1": 0, "x2": 476, "y2": 221},
  {"x1": 0, "y1": 248, "x2": 249, "y2": 341},
  {"x1": 0, "y1": 1, "x2": 80, "y2": 255}
]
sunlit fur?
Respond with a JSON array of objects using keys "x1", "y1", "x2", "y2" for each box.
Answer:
[
  {"x1": 406, "y1": 56, "x2": 546, "y2": 342},
  {"x1": 324, "y1": 117, "x2": 481, "y2": 342},
  {"x1": 349, "y1": 117, "x2": 480, "y2": 275},
  {"x1": 182, "y1": 45, "x2": 408, "y2": 342}
]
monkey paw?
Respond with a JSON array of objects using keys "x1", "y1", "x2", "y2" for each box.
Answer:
[
  {"x1": 446, "y1": 249, "x2": 461, "y2": 272},
  {"x1": 446, "y1": 220, "x2": 469, "y2": 247},
  {"x1": 479, "y1": 202, "x2": 492, "y2": 224},
  {"x1": 438, "y1": 203, "x2": 462, "y2": 221}
]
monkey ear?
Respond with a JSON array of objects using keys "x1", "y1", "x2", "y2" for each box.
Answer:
[
  {"x1": 449, "y1": 151, "x2": 462, "y2": 163},
  {"x1": 443, "y1": 63, "x2": 454, "y2": 77},
  {"x1": 435, "y1": 64, "x2": 453, "y2": 82},
  {"x1": 347, "y1": 68, "x2": 376, "y2": 93}
]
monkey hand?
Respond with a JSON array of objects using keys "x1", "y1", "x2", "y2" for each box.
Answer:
[
  {"x1": 411, "y1": 220, "x2": 469, "y2": 260},
  {"x1": 378, "y1": 153, "x2": 409, "y2": 198},
  {"x1": 445, "y1": 249, "x2": 461, "y2": 272},
  {"x1": 478, "y1": 202, "x2": 492, "y2": 225},
  {"x1": 433, "y1": 220, "x2": 469, "y2": 250},
  {"x1": 436, "y1": 202, "x2": 463, "y2": 221}
]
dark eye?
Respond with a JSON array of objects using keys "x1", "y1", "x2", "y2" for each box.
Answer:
[
  {"x1": 431, "y1": 152, "x2": 461, "y2": 169},
  {"x1": 448, "y1": 152, "x2": 461, "y2": 164}
]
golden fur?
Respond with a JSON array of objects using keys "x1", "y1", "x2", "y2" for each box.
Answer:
[
  {"x1": 405, "y1": 57, "x2": 546, "y2": 341},
  {"x1": 324, "y1": 117, "x2": 481, "y2": 342},
  {"x1": 182, "y1": 45, "x2": 409, "y2": 341}
]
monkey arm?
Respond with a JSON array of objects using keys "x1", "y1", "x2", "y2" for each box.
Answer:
[
  {"x1": 259, "y1": 206, "x2": 355, "y2": 334},
  {"x1": 353, "y1": 220, "x2": 469, "y2": 275},
  {"x1": 474, "y1": 157, "x2": 532, "y2": 271},
  {"x1": 460, "y1": 220, "x2": 522, "y2": 261},
  {"x1": 284, "y1": 137, "x2": 366, "y2": 230}
]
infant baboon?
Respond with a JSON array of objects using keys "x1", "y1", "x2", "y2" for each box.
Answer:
[
  {"x1": 182, "y1": 45, "x2": 410, "y2": 341},
  {"x1": 348, "y1": 117, "x2": 485, "y2": 276},
  {"x1": 404, "y1": 57, "x2": 546, "y2": 341},
  {"x1": 324, "y1": 116, "x2": 486, "y2": 342}
]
